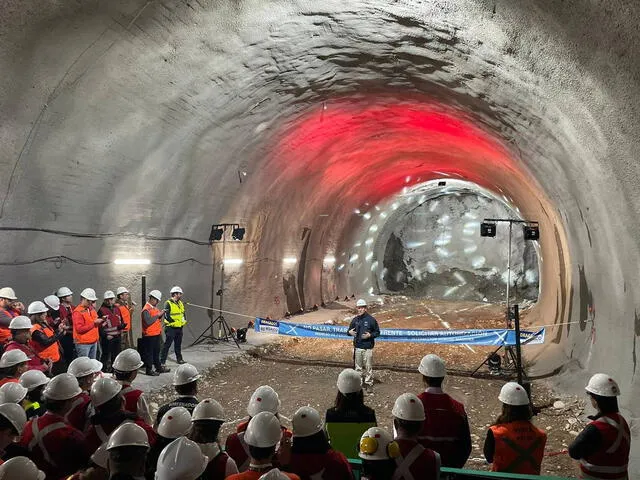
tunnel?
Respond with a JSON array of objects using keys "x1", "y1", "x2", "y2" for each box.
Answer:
[{"x1": 1, "y1": 0, "x2": 640, "y2": 472}]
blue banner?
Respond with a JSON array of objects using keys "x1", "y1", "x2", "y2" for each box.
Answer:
[{"x1": 254, "y1": 318, "x2": 545, "y2": 346}]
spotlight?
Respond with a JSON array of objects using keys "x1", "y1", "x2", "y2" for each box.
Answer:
[
  {"x1": 209, "y1": 225, "x2": 224, "y2": 243},
  {"x1": 232, "y1": 225, "x2": 245, "y2": 240},
  {"x1": 523, "y1": 225, "x2": 540, "y2": 241},
  {"x1": 480, "y1": 222, "x2": 497, "y2": 237}
]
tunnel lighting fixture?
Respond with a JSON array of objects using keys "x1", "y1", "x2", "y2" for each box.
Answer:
[
  {"x1": 223, "y1": 258, "x2": 243, "y2": 265},
  {"x1": 323, "y1": 256, "x2": 336, "y2": 264},
  {"x1": 480, "y1": 222, "x2": 497, "y2": 237},
  {"x1": 209, "y1": 225, "x2": 224, "y2": 243},
  {"x1": 114, "y1": 258, "x2": 151, "y2": 265},
  {"x1": 231, "y1": 225, "x2": 245, "y2": 240},
  {"x1": 283, "y1": 257, "x2": 297, "y2": 264}
]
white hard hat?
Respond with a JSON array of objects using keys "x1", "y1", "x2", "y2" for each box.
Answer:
[
  {"x1": 585, "y1": 373, "x2": 621, "y2": 397},
  {"x1": 392, "y1": 393, "x2": 426, "y2": 421},
  {"x1": 337, "y1": 369, "x2": 362, "y2": 394},
  {"x1": 498, "y1": 382, "x2": 530, "y2": 406},
  {"x1": 27, "y1": 302, "x2": 48, "y2": 316},
  {"x1": 156, "y1": 437, "x2": 208, "y2": 480},
  {"x1": 170, "y1": 286, "x2": 183, "y2": 294},
  {"x1": 43, "y1": 295, "x2": 60, "y2": 311},
  {"x1": 90, "y1": 444, "x2": 109, "y2": 469},
  {"x1": 158, "y1": 407, "x2": 192, "y2": 439},
  {"x1": 104, "y1": 290, "x2": 116, "y2": 300},
  {"x1": 0, "y1": 288, "x2": 17, "y2": 301},
  {"x1": 43, "y1": 373, "x2": 82, "y2": 401},
  {"x1": 0, "y1": 350, "x2": 29, "y2": 368},
  {"x1": 113, "y1": 349, "x2": 144, "y2": 372},
  {"x1": 56, "y1": 287, "x2": 73, "y2": 297},
  {"x1": 356, "y1": 299, "x2": 367, "y2": 307},
  {"x1": 20, "y1": 369, "x2": 50, "y2": 391},
  {"x1": 81, "y1": 288, "x2": 98, "y2": 301},
  {"x1": 116, "y1": 287, "x2": 129, "y2": 296},
  {"x1": 68, "y1": 356, "x2": 103, "y2": 378},
  {"x1": 0, "y1": 456, "x2": 45, "y2": 480},
  {"x1": 91, "y1": 377, "x2": 122, "y2": 407},
  {"x1": 173, "y1": 363, "x2": 200, "y2": 386},
  {"x1": 192, "y1": 398, "x2": 225, "y2": 422},
  {"x1": 107, "y1": 422, "x2": 150, "y2": 450},
  {"x1": 8, "y1": 315, "x2": 32, "y2": 330},
  {"x1": 292, "y1": 406, "x2": 323, "y2": 438},
  {"x1": 418, "y1": 354, "x2": 446, "y2": 377},
  {"x1": 359, "y1": 427, "x2": 400, "y2": 461},
  {"x1": 0, "y1": 382, "x2": 28, "y2": 404},
  {"x1": 149, "y1": 290, "x2": 162, "y2": 301},
  {"x1": 0, "y1": 403, "x2": 28, "y2": 433},
  {"x1": 247, "y1": 385, "x2": 281, "y2": 416},
  {"x1": 244, "y1": 411, "x2": 283, "y2": 448},
  {"x1": 259, "y1": 469, "x2": 290, "y2": 480}
]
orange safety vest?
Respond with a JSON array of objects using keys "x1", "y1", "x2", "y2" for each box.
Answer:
[
  {"x1": 141, "y1": 303, "x2": 162, "y2": 337},
  {"x1": 72, "y1": 305, "x2": 99, "y2": 345},
  {"x1": 117, "y1": 303, "x2": 132, "y2": 332},
  {"x1": 30, "y1": 323, "x2": 61, "y2": 363},
  {"x1": 489, "y1": 420, "x2": 547, "y2": 475},
  {"x1": 0, "y1": 307, "x2": 17, "y2": 344}
]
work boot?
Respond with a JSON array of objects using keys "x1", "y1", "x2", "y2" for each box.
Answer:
[
  {"x1": 145, "y1": 369, "x2": 159, "y2": 376},
  {"x1": 157, "y1": 365, "x2": 171, "y2": 373},
  {"x1": 177, "y1": 359, "x2": 186, "y2": 365}
]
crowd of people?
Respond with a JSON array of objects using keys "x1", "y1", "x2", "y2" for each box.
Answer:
[{"x1": 0, "y1": 286, "x2": 630, "y2": 479}]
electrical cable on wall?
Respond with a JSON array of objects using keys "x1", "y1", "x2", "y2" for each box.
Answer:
[{"x1": 0, "y1": 256, "x2": 213, "y2": 267}]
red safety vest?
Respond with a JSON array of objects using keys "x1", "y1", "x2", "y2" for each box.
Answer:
[
  {"x1": 85, "y1": 417, "x2": 156, "y2": 456},
  {"x1": 579, "y1": 414, "x2": 630, "y2": 479},
  {"x1": 98, "y1": 305, "x2": 122, "y2": 337},
  {"x1": 141, "y1": 303, "x2": 162, "y2": 336},
  {"x1": 393, "y1": 438, "x2": 440, "y2": 480},
  {"x1": 226, "y1": 423, "x2": 292, "y2": 472},
  {"x1": 64, "y1": 392, "x2": 92, "y2": 432},
  {"x1": 489, "y1": 420, "x2": 547, "y2": 475},
  {"x1": 289, "y1": 449, "x2": 354, "y2": 480},
  {"x1": 30, "y1": 322, "x2": 61, "y2": 363},
  {"x1": 121, "y1": 384, "x2": 143, "y2": 415},
  {"x1": 4, "y1": 341, "x2": 47, "y2": 372},
  {"x1": 201, "y1": 444, "x2": 236, "y2": 479}
]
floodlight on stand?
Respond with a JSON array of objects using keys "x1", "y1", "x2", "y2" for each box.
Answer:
[
  {"x1": 209, "y1": 225, "x2": 224, "y2": 243},
  {"x1": 480, "y1": 222, "x2": 497, "y2": 237},
  {"x1": 523, "y1": 224, "x2": 540, "y2": 240},
  {"x1": 231, "y1": 225, "x2": 245, "y2": 240}
]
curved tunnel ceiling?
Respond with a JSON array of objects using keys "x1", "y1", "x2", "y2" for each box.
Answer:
[{"x1": 2, "y1": 0, "x2": 640, "y2": 466}]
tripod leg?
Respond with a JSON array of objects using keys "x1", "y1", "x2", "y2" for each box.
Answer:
[
  {"x1": 217, "y1": 315, "x2": 241, "y2": 349},
  {"x1": 471, "y1": 344, "x2": 504, "y2": 376}
]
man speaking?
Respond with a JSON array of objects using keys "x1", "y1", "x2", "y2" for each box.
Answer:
[{"x1": 348, "y1": 299, "x2": 380, "y2": 391}]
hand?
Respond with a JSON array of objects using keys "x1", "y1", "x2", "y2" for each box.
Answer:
[
  {"x1": 362, "y1": 332, "x2": 371, "y2": 339},
  {"x1": 94, "y1": 317, "x2": 104, "y2": 326},
  {"x1": 348, "y1": 329, "x2": 356, "y2": 336}
]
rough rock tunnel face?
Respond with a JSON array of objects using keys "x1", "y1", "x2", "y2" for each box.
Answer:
[{"x1": 2, "y1": 0, "x2": 640, "y2": 469}]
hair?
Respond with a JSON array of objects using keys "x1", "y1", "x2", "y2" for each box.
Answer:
[
  {"x1": 114, "y1": 370, "x2": 134, "y2": 382},
  {"x1": 189, "y1": 420, "x2": 223, "y2": 443},
  {"x1": 248, "y1": 445, "x2": 276, "y2": 461},
  {"x1": 393, "y1": 418, "x2": 422, "y2": 437},
  {"x1": 175, "y1": 381, "x2": 198, "y2": 396},
  {"x1": 26, "y1": 385, "x2": 45, "y2": 403},
  {"x1": 589, "y1": 393, "x2": 619, "y2": 414},
  {"x1": 77, "y1": 373, "x2": 95, "y2": 391},
  {"x1": 0, "y1": 364, "x2": 23, "y2": 379},
  {"x1": 97, "y1": 394, "x2": 123, "y2": 415},
  {"x1": 0, "y1": 414, "x2": 18, "y2": 435},
  {"x1": 44, "y1": 397, "x2": 71, "y2": 414},
  {"x1": 422, "y1": 376, "x2": 444, "y2": 388},
  {"x1": 109, "y1": 445, "x2": 148, "y2": 464},
  {"x1": 10, "y1": 329, "x2": 29, "y2": 341},
  {"x1": 493, "y1": 403, "x2": 533, "y2": 425},
  {"x1": 291, "y1": 430, "x2": 330, "y2": 454},
  {"x1": 334, "y1": 390, "x2": 366, "y2": 412},
  {"x1": 362, "y1": 459, "x2": 397, "y2": 480}
]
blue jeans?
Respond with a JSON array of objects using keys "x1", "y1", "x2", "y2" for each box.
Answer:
[{"x1": 75, "y1": 342, "x2": 97, "y2": 359}]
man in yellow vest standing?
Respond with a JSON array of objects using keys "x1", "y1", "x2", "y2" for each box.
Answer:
[{"x1": 160, "y1": 286, "x2": 187, "y2": 367}]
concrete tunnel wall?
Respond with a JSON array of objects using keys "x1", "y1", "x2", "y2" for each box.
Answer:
[{"x1": 2, "y1": 0, "x2": 640, "y2": 470}]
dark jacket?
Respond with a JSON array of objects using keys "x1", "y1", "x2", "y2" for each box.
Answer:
[{"x1": 348, "y1": 313, "x2": 380, "y2": 349}]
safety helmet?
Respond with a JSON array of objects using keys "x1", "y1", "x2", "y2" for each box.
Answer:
[
  {"x1": 80, "y1": 288, "x2": 98, "y2": 301},
  {"x1": 292, "y1": 406, "x2": 323, "y2": 438},
  {"x1": 56, "y1": 287, "x2": 73, "y2": 298},
  {"x1": 116, "y1": 287, "x2": 129, "y2": 296},
  {"x1": 19, "y1": 369, "x2": 50, "y2": 391},
  {"x1": 158, "y1": 407, "x2": 192, "y2": 439},
  {"x1": 356, "y1": 299, "x2": 367, "y2": 307},
  {"x1": 247, "y1": 385, "x2": 281, "y2": 416},
  {"x1": 155, "y1": 437, "x2": 208, "y2": 480},
  {"x1": 43, "y1": 373, "x2": 82, "y2": 401},
  {"x1": 149, "y1": 290, "x2": 162, "y2": 301},
  {"x1": 90, "y1": 444, "x2": 109, "y2": 469},
  {"x1": 192, "y1": 398, "x2": 225, "y2": 422},
  {"x1": 0, "y1": 456, "x2": 45, "y2": 480},
  {"x1": 418, "y1": 354, "x2": 446, "y2": 377},
  {"x1": 170, "y1": 286, "x2": 183, "y2": 294},
  {"x1": 0, "y1": 288, "x2": 17, "y2": 301},
  {"x1": 107, "y1": 422, "x2": 150, "y2": 450},
  {"x1": 27, "y1": 302, "x2": 48, "y2": 316},
  {"x1": 43, "y1": 295, "x2": 60, "y2": 311},
  {"x1": 337, "y1": 369, "x2": 362, "y2": 395},
  {"x1": 0, "y1": 382, "x2": 28, "y2": 404},
  {"x1": 585, "y1": 373, "x2": 621, "y2": 397},
  {"x1": 359, "y1": 427, "x2": 400, "y2": 461},
  {"x1": 91, "y1": 377, "x2": 122, "y2": 407},
  {"x1": 244, "y1": 411, "x2": 283, "y2": 448},
  {"x1": 0, "y1": 350, "x2": 29, "y2": 368},
  {"x1": 498, "y1": 382, "x2": 530, "y2": 406},
  {"x1": 259, "y1": 470, "x2": 290, "y2": 480},
  {"x1": 68, "y1": 356, "x2": 103, "y2": 378},
  {"x1": 8, "y1": 315, "x2": 32, "y2": 330},
  {"x1": 173, "y1": 363, "x2": 200, "y2": 386},
  {"x1": 113, "y1": 349, "x2": 144, "y2": 372},
  {"x1": 104, "y1": 290, "x2": 116, "y2": 300},
  {"x1": 0, "y1": 403, "x2": 27, "y2": 433},
  {"x1": 392, "y1": 393, "x2": 425, "y2": 422}
]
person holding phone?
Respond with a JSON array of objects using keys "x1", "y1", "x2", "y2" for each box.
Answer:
[{"x1": 72, "y1": 288, "x2": 104, "y2": 359}]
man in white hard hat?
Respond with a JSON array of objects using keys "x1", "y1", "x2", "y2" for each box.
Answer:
[
  {"x1": 4, "y1": 315, "x2": 48, "y2": 373},
  {"x1": 29, "y1": 300, "x2": 64, "y2": 374},
  {"x1": 113, "y1": 348, "x2": 152, "y2": 424},
  {"x1": 357, "y1": 427, "x2": 400, "y2": 480},
  {"x1": 0, "y1": 456, "x2": 45, "y2": 480},
  {"x1": 347, "y1": 299, "x2": 380, "y2": 390},
  {"x1": 115, "y1": 287, "x2": 134, "y2": 350},
  {"x1": 569, "y1": 373, "x2": 630, "y2": 479},
  {"x1": 155, "y1": 363, "x2": 200, "y2": 426},
  {"x1": 19, "y1": 370, "x2": 49, "y2": 419},
  {"x1": 72, "y1": 288, "x2": 105, "y2": 359},
  {"x1": 106, "y1": 422, "x2": 150, "y2": 479},
  {"x1": 416, "y1": 354, "x2": 471, "y2": 468},
  {"x1": 65, "y1": 356, "x2": 103, "y2": 431},
  {"x1": 156, "y1": 436, "x2": 209, "y2": 480},
  {"x1": 160, "y1": 286, "x2": 187, "y2": 368},
  {"x1": 0, "y1": 287, "x2": 19, "y2": 347},
  {"x1": 147, "y1": 406, "x2": 193, "y2": 477},
  {"x1": 56, "y1": 286, "x2": 76, "y2": 366},
  {"x1": 141, "y1": 290, "x2": 169, "y2": 376},
  {"x1": 98, "y1": 290, "x2": 125, "y2": 372},
  {"x1": 0, "y1": 349, "x2": 30, "y2": 386},
  {"x1": 0, "y1": 403, "x2": 28, "y2": 461},
  {"x1": 20, "y1": 373, "x2": 89, "y2": 479}
]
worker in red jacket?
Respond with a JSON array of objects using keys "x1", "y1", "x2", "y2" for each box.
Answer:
[
  {"x1": 65, "y1": 356, "x2": 102, "y2": 431},
  {"x1": 0, "y1": 403, "x2": 27, "y2": 463},
  {"x1": 4, "y1": 315, "x2": 48, "y2": 373},
  {"x1": 0, "y1": 349, "x2": 30, "y2": 386},
  {"x1": 0, "y1": 288, "x2": 19, "y2": 348},
  {"x1": 56, "y1": 286, "x2": 76, "y2": 366},
  {"x1": 98, "y1": 290, "x2": 125, "y2": 373},
  {"x1": 112, "y1": 348, "x2": 152, "y2": 424}
]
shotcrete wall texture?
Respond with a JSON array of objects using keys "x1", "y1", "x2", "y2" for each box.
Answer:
[{"x1": 2, "y1": 0, "x2": 640, "y2": 470}]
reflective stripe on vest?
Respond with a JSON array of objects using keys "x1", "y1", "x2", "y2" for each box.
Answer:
[
  {"x1": 30, "y1": 323, "x2": 61, "y2": 362},
  {"x1": 392, "y1": 444, "x2": 424, "y2": 480},
  {"x1": 164, "y1": 300, "x2": 186, "y2": 328},
  {"x1": 96, "y1": 424, "x2": 108, "y2": 442},
  {"x1": 489, "y1": 421, "x2": 545, "y2": 474},
  {"x1": 141, "y1": 303, "x2": 162, "y2": 336},
  {"x1": 237, "y1": 431, "x2": 251, "y2": 471},
  {"x1": 29, "y1": 420, "x2": 67, "y2": 467},
  {"x1": 580, "y1": 415, "x2": 630, "y2": 478}
]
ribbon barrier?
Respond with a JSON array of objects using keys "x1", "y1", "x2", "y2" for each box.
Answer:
[{"x1": 254, "y1": 318, "x2": 545, "y2": 346}]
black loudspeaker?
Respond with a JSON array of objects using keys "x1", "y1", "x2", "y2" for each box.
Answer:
[
  {"x1": 523, "y1": 225, "x2": 540, "y2": 240},
  {"x1": 480, "y1": 222, "x2": 497, "y2": 237}
]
